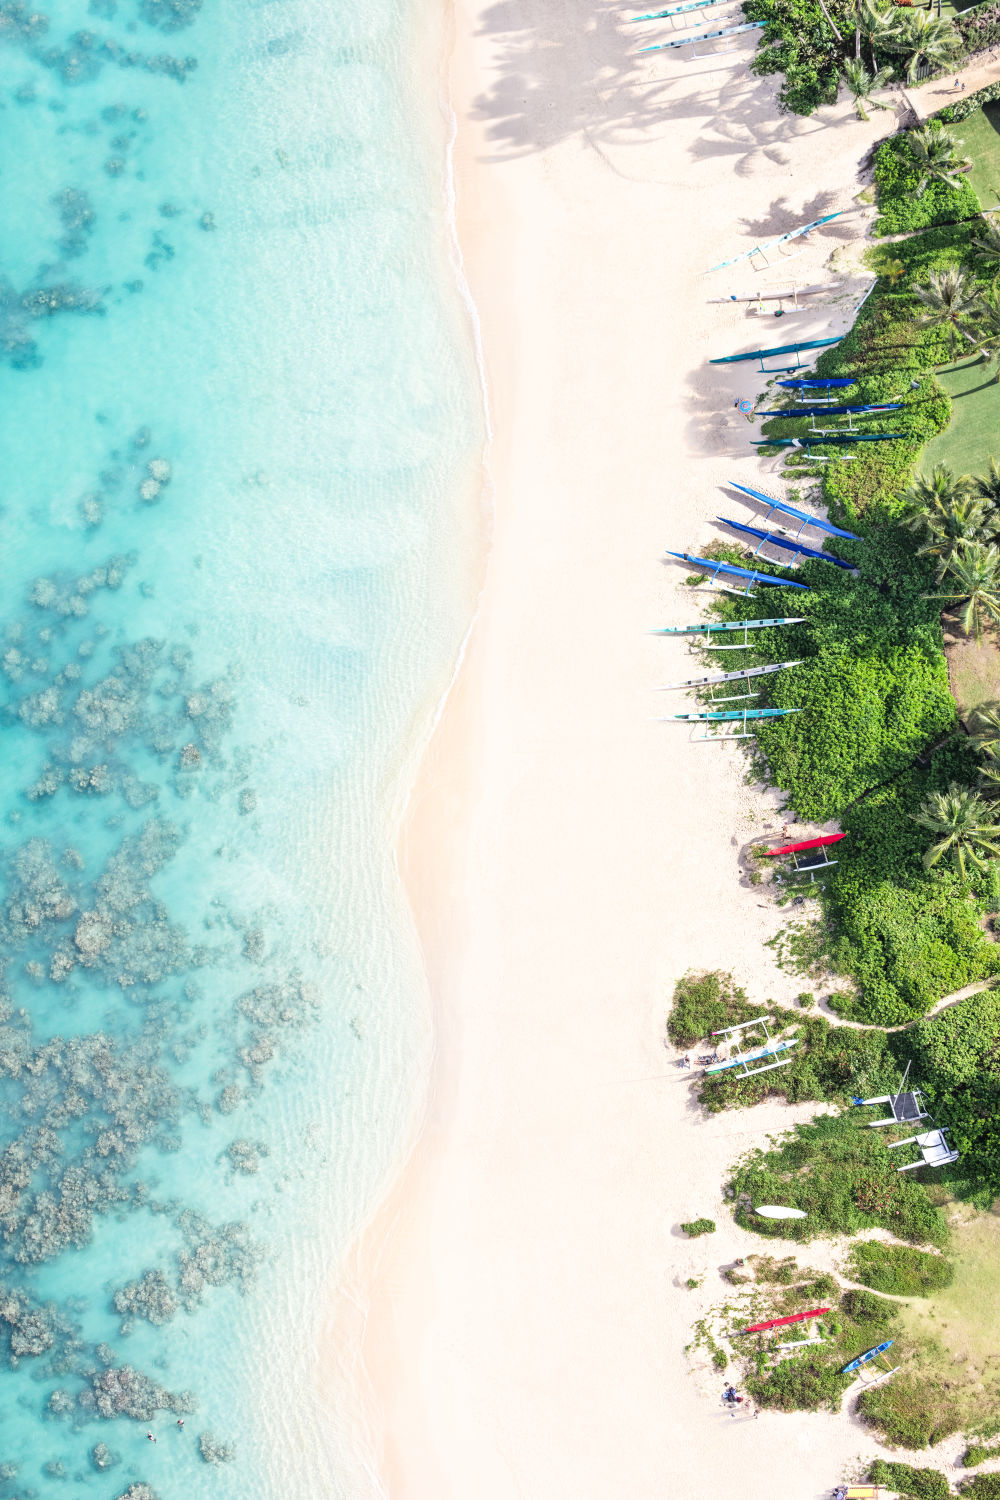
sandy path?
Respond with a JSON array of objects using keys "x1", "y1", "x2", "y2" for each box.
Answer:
[{"x1": 359, "y1": 8, "x2": 914, "y2": 1497}]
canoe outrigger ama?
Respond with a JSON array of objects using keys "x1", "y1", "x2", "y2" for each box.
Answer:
[
  {"x1": 842, "y1": 1340, "x2": 899, "y2": 1387},
  {"x1": 650, "y1": 615, "x2": 806, "y2": 649},
  {"x1": 763, "y1": 832, "x2": 845, "y2": 883},
  {"x1": 703, "y1": 1014, "x2": 798, "y2": 1077},
  {"x1": 658, "y1": 706, "x2": 801, "y2": 741},
  {"x1": 717, "y1": 515, "x2": 854, "y2": 571},
  {"x1": 727, "y1": 481, "x2": 860, "y2": 543},
  {"x1": 664, "y1": 550, "x2": 811, "y2": 599},
  {"x1": 655, "y1": 659, "x2": 802, "y2": 704}
]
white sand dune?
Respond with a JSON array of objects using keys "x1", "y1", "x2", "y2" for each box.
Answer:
[{"x1": 356, "y1": 6, "x2": 921, "y2": 1496}]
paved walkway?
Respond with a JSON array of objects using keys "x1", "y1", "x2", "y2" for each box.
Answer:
[{"x1": 906, "y1": 48, "x2": 1000, "y2": 121}]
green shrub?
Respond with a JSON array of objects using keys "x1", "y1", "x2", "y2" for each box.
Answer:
[
  {"x1": 938, "y1": 78, "x2": 1000, "y2": 124},
  {"x1": 964, "y1": 1445, "x2": 993, "y2": 1467},
  {"x1": 846, "y1": 1241, "x2": 955, "y2": 1297},
  {"x1": 873, "y1": 132, "x2": 981, "y2": 237},
  {"x1": 742, "y1": 0, "x2": 847, "y2": 115},
  {"x1": 961, "y1": 1477, "x2": 1000, "y2": 1498},
  {"x1": 911, "y1": 989, "x2": 1000, "y2": 1194},
  {"x1": 729, "y1": 1112, "x2": 948, "y2": 1245},
  {"x1": 858, "y1": 1373, "x2": 957, "y2": 1448},
  {"x1": 748, "y1": 1350, "x2": 848, "y2": 1410},
  {"x1": 667, "y1": 971, "x2": 756, "y2": 1047},
  {"x1": 681, "y1": 1218, "x2": 716, "y2": 1237},
  {"x1": 712, "y1": 1348, "x2": 728, "y2": 1369},
  {"x1": 869, "y1": 1458, "x2": 950, "y2": 1499}
]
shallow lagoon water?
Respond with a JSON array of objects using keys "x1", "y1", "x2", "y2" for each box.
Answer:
[{"x1": 0, "y1": 1, "x2": 482, "y2": 1495}]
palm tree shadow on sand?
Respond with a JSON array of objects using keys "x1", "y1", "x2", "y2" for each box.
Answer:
[{"x1": 468, "y1": 0, "x2": 803, "y2": 160}]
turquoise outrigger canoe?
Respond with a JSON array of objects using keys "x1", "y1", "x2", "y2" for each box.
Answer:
[
  {"x1": 663, "y1": 707, "x2": 802, "y2": 723},
  {"x1": 651, "y1": 616, "x2": 805, "y2": 636}
]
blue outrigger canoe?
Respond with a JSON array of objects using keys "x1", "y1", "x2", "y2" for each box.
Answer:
[{"x1": 843, "y1": 1341, "x2": 893, "y2": 1375}]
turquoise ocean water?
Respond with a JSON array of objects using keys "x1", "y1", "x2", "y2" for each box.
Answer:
[{"x1": 0, "y1": 1, "x2": 483, "y2": 1495}]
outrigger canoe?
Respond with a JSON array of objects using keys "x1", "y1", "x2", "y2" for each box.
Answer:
[
  {"x1": 764, "y1": 833, "x2": 846, "y2": 858},
  {"x1": 842, "y1": 1341, "x2": 893, "y2": 1374},
  {"x1": 663, "y1": 708, "x2": 801, "y2": 722},
  {"x1": 656, "y1": 660, "x2": 802, "y2": 690},
  {"x1": 707, "y1": 282, "x2": 842, "y2": 305},
  {"x1": 739, "y1": 1307, "x2": 830, "y2": 1334},
  {"x1": 651, "y1": 616, "x2": 805, "y2": 636}
]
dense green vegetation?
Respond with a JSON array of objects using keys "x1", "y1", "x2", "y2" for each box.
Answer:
[
  {"x1": 744, "y1": 1285, "x2": 896, "y2": 1411},
  {"x1": 961, "y1": 1478, "x2": 1000, "y2": 1499},
  {"x1": 670, "y1": 974, "x2": 1000, "y2": 1195},
  {"x1": 869, "y1": 1459, "x2": 951, "y2": 1498},
  {"x1": 743, "y1": 0, "x2": 967, "y2": 116},
  {"x1": 699, "y1": 209, "x2": 1000, "y2": 1023},
  {"x1": 846, "y1": 1240, "x2": 955, "y2": 1295},
  {"x1": 680, "y1": 1218, "x2": 717, "y2": 1236},
  {"x1": 730, "y1": 1111, "x2": 949, "y2": 1244},
  {"x1": 873, "y1": 130, "x2": 980, "y2": 236}
]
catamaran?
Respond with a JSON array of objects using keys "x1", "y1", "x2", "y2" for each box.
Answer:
[
  {"x1": 664, "y1": 551, "x2": 811, "y2": 598},
  {"x1": 727, "y1": 481, "x2": 860, "y2": 541},
  {"x1": 717, "y1": 516, "x2": 853, "y2": 570},
  {"x1": 703, "y1": 1014, "x2": 799, "y2": 1075}
]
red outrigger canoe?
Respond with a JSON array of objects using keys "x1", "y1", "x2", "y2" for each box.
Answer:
[
  {"x1": 739, "y1": 1307, "x2": 830, "y2": 1334},
  {"x1": 763, "y1": 834, "x2": 845, "y2": 858}
]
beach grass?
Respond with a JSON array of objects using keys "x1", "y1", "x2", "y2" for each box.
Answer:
[
  {"x1": 954, "y1": 104, "x2": 1000, "y2": 211},
  {"x1": 922, "y1": 354, "x2": 1000, "y2": 478}
]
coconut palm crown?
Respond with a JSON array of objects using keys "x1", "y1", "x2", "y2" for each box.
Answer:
[
  {"x1": 911, "y1": 782, "x2": 1000, "y2": 879},
  {"x1": 914, "y1": 267, "x2": 982, "y2": 359},
  {"x1": 886, "y1": 11, "x2": 962, "y2": 84},
  {"x1": 926, "y1": 541, "x2": 1000, "y2": 639}
]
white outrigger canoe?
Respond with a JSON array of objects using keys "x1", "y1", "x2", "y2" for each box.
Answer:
[
  {"x1": 708, "y1": 282, "x2": 842, "y2": 305},
  {"x1": 656, "y1": 659, "x2": 802, "y2": 691}
]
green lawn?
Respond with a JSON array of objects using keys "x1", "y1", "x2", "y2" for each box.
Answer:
[
  {"x1": 922, "y1": 353, "x2": 1000, "y2": 477},
  {"x1": 954, "y1": 104, "x2": 1000, "y2": 211}
]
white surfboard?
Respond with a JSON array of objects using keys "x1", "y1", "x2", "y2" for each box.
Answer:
[{"x1": 755, "y1": 1205, "x2": 807, "y2": 1219}]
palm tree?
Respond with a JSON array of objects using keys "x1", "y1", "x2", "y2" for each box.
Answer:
[
  {"x1": 914, "y1": 267, "x2": 982, "y2": 359},
  {"x1": 972, "y1": 457, "x2": 1000, "y2": 511},
  {"x1": 886, "y1": 10, "x2": 962, "y2": 84},
  {"x1": 916, "y1": 494, "x2": 990, "y2": 579},
  {"x1": 978, "y1": 741, "x2": 1000, "y2": 797},
  {"x1": 972, "y1": 282, "x2": 1000, "y2": 382},
  {"x1": 969, "y1": 703, "x2": 1000, "y2": 751},
  {"x1": 971, "y1": 214, "x2": 1000, "y2": 276},
  {"x1": 842, "y1": 59, "x2": 894, "y2": 120},
  {"x1": 854, "y1": 0, "x2": 899, "y2": 66},
  {"x1": 906, "y1": 124, "x2": 972, "y2": 197},
  {"x1": 899, "y1": 463, "x2": 976, "y2": 535},
  {"x1": 911, "y1": 782, "x2": 1000, "y2": 878},
  {"x1": 926, "y1": 541, "x2": 1000, "y2": 638}
]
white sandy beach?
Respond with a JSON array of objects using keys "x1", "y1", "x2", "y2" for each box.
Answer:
[{"x1": 357, "y1": 6, "x2": 932, "y2": 1497}]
